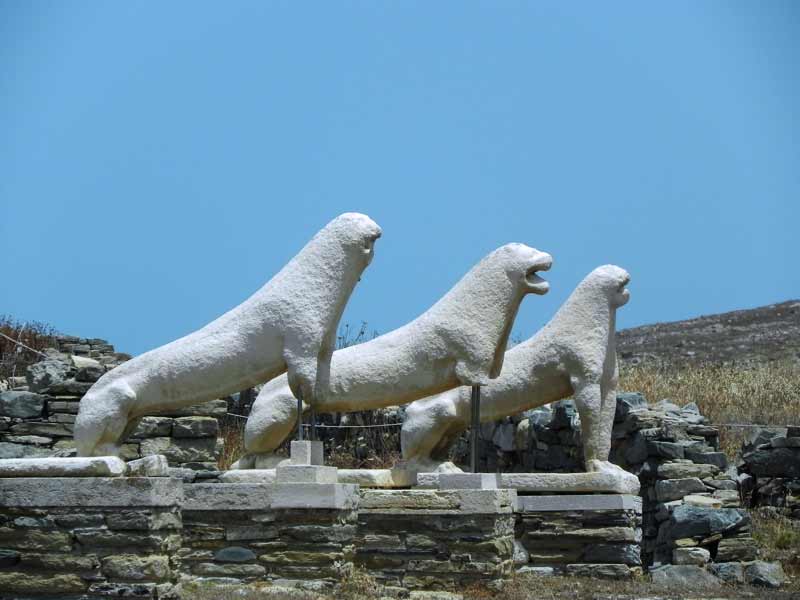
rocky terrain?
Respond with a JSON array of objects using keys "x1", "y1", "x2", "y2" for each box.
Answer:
[{"x1": 616, "y1": 300, "x2": 800, "y2": 367}]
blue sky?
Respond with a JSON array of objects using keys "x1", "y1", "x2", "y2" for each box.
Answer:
[{"x1": 1, "y1": 2, "x2": 798, "y2": 356}]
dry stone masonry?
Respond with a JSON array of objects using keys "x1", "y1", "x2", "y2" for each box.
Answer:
[
  {"x1": 355, "y1": 488, "x2": 516, "y2": 590},
  {"x1": 0, "y1": 477, "x2": 183, "y2": 599},
  {"x1": 180, "y1": 483, "x2": 358, "y2": 591},
  {"x1": 740, "y1": 426, "x2": 800, "y2": 521},
  {"x1": 0, "y1": 347, "x2": 226, "y2": 475}
]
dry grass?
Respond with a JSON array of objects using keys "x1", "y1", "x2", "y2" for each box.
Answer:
[
  {"x1": 183, "y1": 580, "x2": 323, "y2": 600},
  {"x1": 184, "y1": 572, "x2": 800, "y2": 600},
  {"x1": 619, "y1": 361, "x2": 800, "y2": 458},
  {"x1": 218, "y1": 417, "x2": 246, "y2": 470},
  {"x1": 751, "y1": 508, "x2": 800, "y2": 578},
  {"x1": 0, "y1": 315, "x2": 58, "y2": 380},
  {"x1": 463, "y1": 573, "x2": 800, "y2": 599}
]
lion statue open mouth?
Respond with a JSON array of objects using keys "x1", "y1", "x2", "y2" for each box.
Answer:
[
  {"x1": 236, "y1": 243, "x2": 553, "y2": 468},
  {"x1": 401, "y1": 265, "x2": 634, "y2": 482}
]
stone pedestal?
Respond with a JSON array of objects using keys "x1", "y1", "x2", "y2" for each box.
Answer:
[
  {"x1": 271, "y1": 438, "x2": 357, "y2": 509},
  {"x1": 514, "y1": 494, "x2": 643, "y2": 578},
  {"x1": 355, "y1": 488, "x2": 516, "y2": 589},
  {"x1": 0, "y1": 477, "x2": 183, "y2": 599},
  {"x1": 417, "y1": 470, "x2": 640, "y2": 494},
  {"x1": 438, "y1": 472, "x2": 501, "y2": 490},
  {"x1": 182, "y1": 482, "x2": 357, "y2": 590}
]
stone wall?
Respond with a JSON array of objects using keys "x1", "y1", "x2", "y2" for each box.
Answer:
[
  {"x1": 462, "y1": 393, "x2": 764, "y2": 577},
  {"x1": 740, "y1": 426, "x2": 800, "y2": 521},
  {"x1": 0, "y1": 344, "x2": 225, "y2": 474},
  {"x1": 180, "y1": 483, "x2": 357, "y2": 590},
  {"x1": 0, "y1": 477, "x2": 182, "y2": 599},
  {"x1": 515, "y1": 495, "x2": 642, "y2": 578},
  {"x1": 355, "y1": 489, "x2": 515, "y2": 591}
]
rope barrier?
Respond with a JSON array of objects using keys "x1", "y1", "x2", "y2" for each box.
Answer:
[
  {"x1": 225, "y1": 412, "x2": 402, "y2": 428},
  {"x1": 224, "y1": 411, "x2": 794, "y2": 431},
  {"x1": 0, "y1": 331, "x2": 48, "y2": 358}
]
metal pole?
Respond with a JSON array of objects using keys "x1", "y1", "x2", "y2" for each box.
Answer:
[
  {"x1": 470, "y1": 384, "x2": 480, "y2": 473},
  {"x1": 296, "y1": 392, "x2": 303, "y2": 441},
  {"x1": 310, "y1": 407, "x2": 317, "y2": 441}
]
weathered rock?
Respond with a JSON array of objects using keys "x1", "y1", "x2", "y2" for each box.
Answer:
[
  {"x1": 106, "y1": 510, "x2": 181, "y2": 531},
  {"x1": 127, "y1": 455, "x2": 170, "y2": 477},
  {"x1": 157, "y1": 399, "x2": 229, "y2": 418},
  {"x1": 581, "y1": 543, "x2": 640, "y2": 565},
  {"x1": 655, "y1": 478, "x2": 706, "y2": 502},
  {"x1": 131, "y1": 417, "x2": 173, "y2": 438},
  {"x1": 0, "y1": 391, "x2": 45, "y2": 418},
  {"x1": 650, "y1": 564, "x2": 721, "y2": 588},
  {"x1": 70, "y1": 354, "x2": 103, "y2": 369},
  {"x1": 2, "y1": 435, "x2": 53, "y2": 445},
  {"x1": 672, "y1": 546, "x2": 710, "y2": 565},
  {"x1": 26, "y1": 356, "x2": 71, "y2": 393},
  {"x1": 743, "y1": 560, "x2": 785, "y2": 588},
  {"x1": 770, "y1": 436, "x2": 800, "y2": 448},
  {"x1": 743, "y1": 448, "x2": 800, "y2": 477},
  {"x1": 512, "y1": 540, "x2": 529, "y2": 565},
  {"x1": 704, "y1": 478, "x2": 738, "y2": 491},
  {"x1": 565, "y1": 563, "x2": 634, "y2": 579},
  {"x1": 615, "y1": 392, "x2": 648, "y2": 421},
  {"x1": 550, "y1": 400, "x2": 577, "y2": 430},
  {"x1": 140, "y1": 437, "x2": 218, "y2": 464},
  {"x1": 172, "y1": 416, "x2": 219, "y2": 438},
  {"x1": 0, "y1": 442, "x2": 52, "y2": 459},
  {"x1": 659, "y1": 505, "x2": 749, "y2": 542},
  {"x1": 0, "y1": 456, "x2": 126, "y2": 478},
  {"x1": 683, "y1": 494, "x2": 722, "y2": 509},
  {"x1": 716, "y1": 537, "x2": 759, "y2": 562},
  {"x1": 214, "y1": 546, "x2": 257, "y2": 563},
  {"x1": 657, "y1": 461, "x2": 719, "y2": 480},
  {"x1": 744, "y1": 427, "x2": 786, "y2": 452},
  {"x1": 710, "y1": 489, "x2": 740, "y2": 508},
  {"x1": 0, "y1": 476, "x2": 183, "y2": 507},
  {"x1": 517, "y1": 565, "x2": 554, "y2": 576},
  {"x1": 709, "y1": 561, "x2": 744, "y2": 584},
  {"x1": 193, "y1": 562, "x2": 267, "y2": 577},
  {"x1": 10, "y1": 421, "x2": 73, "y2": 437},
  {"x1": 102, "y1": 554, "x2": 171, "y2": 581},
  {"x1": 685, "y1": 450, "x2": 728, "y2": 470},
  {"x1": 0, "y1": 527, "x2": 71, "y2": 551},
  {"x1": 47, "y1": 399, "x2": 81, "y2": 414},
  {"x1": 647, "y1": 441, "x2": 684, "y2": 459},
  {"x1": 0, "y1": 572, "x2": 87, "y2": 593},
  {"x1": 88, "y1": 582, "x2": 157, "y2": 597},
  {"x1": 76, "y1": 364, "x2": 106, "y2": 383},
  {"x1": 0, "y1": 549, "x2": 20, "y2": 567},
  {"x1": 45, "y1": 379, "x2": 93, "y2": 395}
]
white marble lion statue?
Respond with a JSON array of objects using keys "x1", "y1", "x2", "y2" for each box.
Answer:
[
  {"x1": 401, "y1": 265, "x2": 630, "y2": 478},
  {"x1": 75, "y1": 213, "x2": 382, "y2": 457},
  {"x1": 236, "y1": 243, "x2": 553, "y2": 468}
]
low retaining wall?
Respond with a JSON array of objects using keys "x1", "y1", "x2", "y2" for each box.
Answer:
[
  {"x1": 356, "y1": 489, "x2": 516, "y2": 590},
  {"x1": 181, "y1": 483, "x2": 358, "y2": 590},
  {"x1": 0, "y1": 477, "x2": 183, "y2": 599},
  {"x1": 0, "y1": 477, "x2": 643, "y2": 596},
  {"x1": 0, "y1": 348, "x2": 225, "y2": 473},
  {"x1": 515, "y1": 494, "x2": 642, "y2": 578},
  {"x1": 740, "y1": 426, "x2": 800, "y2": 522}
]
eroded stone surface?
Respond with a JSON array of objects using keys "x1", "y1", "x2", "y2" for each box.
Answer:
[
  {"x1": 402, "y1": 265, "x2": 631, "y2": 486},
  {"x1": 74, "y1": 213, "x2": 382, "y2": 457},
  {"x1": 242, "y1": 244, "x2": 554, "y2": 461},
  {"x1": 0, "y1": 456, "x2": 126, "y2": 478}
]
